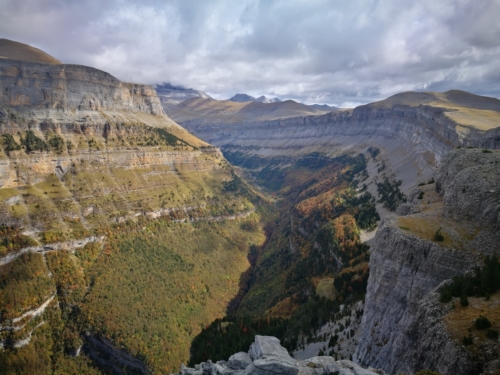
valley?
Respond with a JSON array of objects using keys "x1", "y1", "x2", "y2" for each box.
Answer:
[{"x1": 0, "y1": 38, "x2": 500, "y2": 375}]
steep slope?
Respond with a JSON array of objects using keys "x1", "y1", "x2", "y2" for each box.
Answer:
[
  {"x1": 0, "y1": 39, "x2": 61, "y2": 64},
  {"x1": 0, "y1": 50, "x2": 267, "y2": 374},
  {"x1": 354, "y1": 149, "x2": 500, "y2": 374}
]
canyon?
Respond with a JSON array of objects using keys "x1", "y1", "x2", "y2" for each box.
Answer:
[{"x1": 1, "y1": 38, "x2": 500, "y2": 375}]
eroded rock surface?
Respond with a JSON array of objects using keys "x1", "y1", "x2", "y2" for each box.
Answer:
[
  {"x1": 180, "y1": 336, "x2": 385, "y2": 375},
  {"x1": 355, "y1": 149, "x2": 500, "y2": 374}
]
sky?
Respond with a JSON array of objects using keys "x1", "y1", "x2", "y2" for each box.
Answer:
[{"x1": 1, "y1": 0, "x2": 500, "y2": 107}]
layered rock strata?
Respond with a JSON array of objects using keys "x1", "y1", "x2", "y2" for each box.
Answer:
[
  {"x1": 177, "y1": 101, "x2": 500, "y2": 195},
  {"x1": 354, "y1": 149, "x2": 500, "y2": 374}
]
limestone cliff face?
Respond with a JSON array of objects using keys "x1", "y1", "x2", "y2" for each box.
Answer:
[
  {"x1": 0, "y1": 59, "x2": 163, "y2": 115},
  {"x1": 436, "y1": 149, "x2": 500, "y2": 229},
  {"x1": 0, "y1": 58, "x2": 227, "y2": 234},
  {"x1": 354, "y1": 149, "x2": 500, "y2": 375},
  {"x1": 353, "y1": 222, "x2": 476, "y2": 374},
  {"x1": 178, "y1": 103, "x2": 499, "y2": 196}
]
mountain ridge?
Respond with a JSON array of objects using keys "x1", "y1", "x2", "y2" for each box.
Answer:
[{"x1": 0, "y1": 38, "x2": 61, "y2": 65}]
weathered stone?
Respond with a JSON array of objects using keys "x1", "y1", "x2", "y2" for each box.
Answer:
[
  {"x1": 227, "y1": 352, "x2": 252, "y2": 370},
  {"x1": 248, "y1": 335, "x2": 298, "y2": 375}
]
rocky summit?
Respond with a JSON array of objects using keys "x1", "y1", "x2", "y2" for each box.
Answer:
[{"x1": 180, "y1": 336, "x2": 386, "y2": 375}]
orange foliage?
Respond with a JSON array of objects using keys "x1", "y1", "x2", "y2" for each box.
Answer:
[{"x1": 332, "y1": 214, "x2": 359, "y2": 251}]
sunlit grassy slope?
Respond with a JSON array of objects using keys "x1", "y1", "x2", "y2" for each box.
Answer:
[
  {"x1": 0, "y1": 38, "x2": 61, "y2": 64},
  {"x1": 168, "y1": 97, "x2": 334, "y2": 124},
  {"x1": 370, "y1": 90, "x2": 500, "y2": 131}
]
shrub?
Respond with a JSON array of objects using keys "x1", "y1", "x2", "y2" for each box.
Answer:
[
  {"x1": 486, "y1": 329, "x2": 499, "y2": 340},
  {"x1": 462, "y1": 335, "x2": 473, "y2": 346},
  {"x1": 474, "y1": 315, "x2": 491, "y2": 330},
  {"x1": 415, "y1": 371, "x2": 442, "y2": 375},
  {"x1": 1, "y1": 133, "x2": 21, "y2": 153},
  {"x1": 439, "y1": 286, "x2": 452, "y2": 303},
  {"x1": 482, "y1": 149, "x2": 492, "y2": 153},
  {"x1": 460, "y1": 294, "x2": 469, "y2": 307},
  {"x1": 21, "y1": 130, "x2": 49, "y2": 152},
  {"x1": 417, "y1": 191, "x2": 425, "y2": 200},
  {"x1": 434, "y1": 228, "x2": 444, "y2": 242}
]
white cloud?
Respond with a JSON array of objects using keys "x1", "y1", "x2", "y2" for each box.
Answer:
[{"x1": 1, "y1": 0, "x2": 499, "y2": 105}]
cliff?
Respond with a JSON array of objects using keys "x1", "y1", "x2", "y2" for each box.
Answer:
[
  {"x1": 0, "y1": 58, "x2": 163, "y2": 115},
  {"x1": 0, "y1": 48, "x2": 266, "y2": 374},
  {"x1": 0, "y1": 56, "x2": 233, "y2": 234},
  {"x1": 354, "y1": 149, "x2": 500, "y2": 374},
  {"x1": 173, "y1": 92, "x2": 500, "y2": 195}
]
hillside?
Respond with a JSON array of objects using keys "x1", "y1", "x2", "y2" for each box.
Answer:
[
  {"x1": 166, "y1": 97, "x2": 335, "y2": 124},
  {"x1": 0, "y1": 47, "x2": 268, "y2": 374},
  {"x1": 2, "y1": 39, "x2": 500, "y2": 375},
  {"x1": 0, "y1": 39, "x2": 61, "y2": 64}
]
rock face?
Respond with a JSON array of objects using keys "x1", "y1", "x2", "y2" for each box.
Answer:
[
  {"x1": 0, "y1": 59, "x2": 163, "y2": 115},
  {"x1": 436, "y1": 149, "x2": 500, "y2": 229},
  {"x1": 353, "y1": 222, "x2": 476, "y2": 374},
  {"x1": 354, "y1": 149, "x2": 500, "y2": 374},
  {"x1": 180, "y1": 335, "x2": 386, "y2": 375},
  {"x1": 176, "y1": 93, "x2": 500, "y2": 196}
]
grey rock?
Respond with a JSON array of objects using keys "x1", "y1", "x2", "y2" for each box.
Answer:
[
  {"x1": 354, "y1": 148, "x2": 500, "y2": 375},
  {"x1": 248, "y1": 335, "x2": 298, "y2": 375},
  {"x1": 228, "y1": 352, "x2": 252, "y2": 370},
  {"x1": 0, "y1": 59, "x2": 164, "y2": 115},
  {"x1": 187, "y1": 336, "x2": 380, "y2": 375},
  {"x1": 436, "y1": 149, "x2": 500, "y2": 230}
]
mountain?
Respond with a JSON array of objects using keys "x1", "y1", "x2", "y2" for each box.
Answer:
[
  {"x1": 0, "y1": 38, "x2": 61, "y2": 64},
  {"x1": 228, "y1": 94, "x2": 282, "y2": 104},
  {"x1": 2, "y1": 39, "x2": 500, "y2": 375},
  {"x1": 166, "y1": 97, "x2": 336, "y2": 126},
  {"x1": 154, "y1": 82, "x2": 212, "y2": 112},
  {"x1": 255, "y1": 95, "x2": 281, "y2": 103},
  {"x1": 310, "y1": 103, "x2": 339, "y2": 110},
  {"x1": 0, "y1": 41, "x2": 266, "y2": 374}
]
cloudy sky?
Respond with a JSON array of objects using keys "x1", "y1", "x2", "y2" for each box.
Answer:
[{"x1": 1, "y1": 0, "x2": 499, "y2": 107}]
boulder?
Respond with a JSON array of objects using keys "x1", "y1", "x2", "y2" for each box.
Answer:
[
  {"x1": 228, "y1": 352, "x2": 252, "y2": 370},
  {"x1": 248, "y1": 336, "x2": 299, "y2": 375}
]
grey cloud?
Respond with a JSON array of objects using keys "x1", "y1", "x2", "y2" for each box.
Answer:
[{"x1": 0, "y1": 0, "x2": 499, "y2": 107}]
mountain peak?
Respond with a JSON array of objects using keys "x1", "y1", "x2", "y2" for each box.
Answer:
[{"x1": 228, "y1": 93, "x2": 281, "y2": 103}]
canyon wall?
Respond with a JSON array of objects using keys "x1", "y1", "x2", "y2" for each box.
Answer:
[
  {"x1": 354, "y1": 149, "x2": 500, "y2": 374},
  {"x1": 178, "y1": 103, "x2": 500, "y2": 195},
  {"x1": 0, "y1": 58, "x2": 163, "y2": 115}
]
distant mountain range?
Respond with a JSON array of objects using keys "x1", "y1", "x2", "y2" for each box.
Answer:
[
  {"x1": 154, "y1": 83, "x2": 212, "y2": 111},
  {"x1": 228, "y1": 93, "x2": 282, "y2": 103}
]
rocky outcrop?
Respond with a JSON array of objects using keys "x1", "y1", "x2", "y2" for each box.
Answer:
[
  {"x1": 180, "y1": 335, "x2": 386, "y2": 375},
  {"x1": 0, "y1": 59, "x2": 163, "y2": 115},
  {"x1": 0, "y1": 236, "x2": 104, "y2": 266},
  {"x1": 354, "y1": 149, "x2": 500, "y2": 374},
  {"x1": 353, "y1": 222, "x2": 477, "y2": 374},
  {"x1": 436, "y1": 149, "x2": 500, "y2": 229}
]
